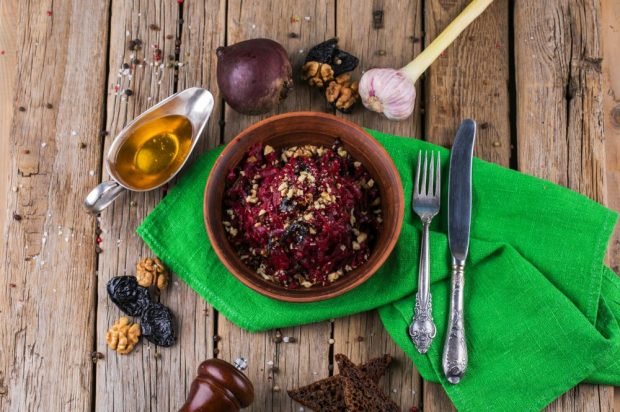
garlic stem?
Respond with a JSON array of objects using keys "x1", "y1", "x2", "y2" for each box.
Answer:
[{"x1": 400, "y1": 0, "x2": 494, "y2": 83}]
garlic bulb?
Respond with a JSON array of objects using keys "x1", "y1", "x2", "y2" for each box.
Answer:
[
  {"x1": 359, "y1": 69, "x2": 416, "y2": 120},
  {"x1": 358, "y1": 0, "x2": 494, "y2": 120}
]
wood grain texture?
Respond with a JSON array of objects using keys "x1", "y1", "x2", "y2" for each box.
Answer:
[
  {"x1": 94, "y1": 1, "x2": 214, "y2": 411},
  {"x1": 178, "y1": 0, "x2": 225, "y2": 152},
  {"x1": 0, "y1": 0, "x2": 110, "y2": 410},
  {"x1": 423, "y1": 0, "x2": 510, "y2": 410},
  {"x1": 336, "y1": 0, "x2": 424, "y2": 137},
  {"x1": 515, "y1": 1, "x2": 612, "y2": 411},
  {"x1": 218, "y1": 2, "x2": 333, "y2": 411},
  {"x1": 333, "y1": 1, "x2": 423, "y2": 410},
  {"x1": 601, "y1": 0, "x2": 620, "y2": 275},
  {"x1": 0, "y1": 0, "x2": 17, "y2": 250},
  {"x1": 600, "y1": 0, "x2": 620, "y2": 408}
]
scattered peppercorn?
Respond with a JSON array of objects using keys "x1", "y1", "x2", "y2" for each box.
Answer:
[
  {"x1": 79, "y1": 142, "x2": 87, "y2": 149},
  {"x1": 166, "y1": 34, "x2": 174, "y2": 40},
  {"x1": 12, "y1": 212, "x2": 22, "y2": 221},
  {"x1": 9, "y1": 283, "x2": 16, "y2": 288},
  {"x1": 288, "y1": 32, "x2": 299, "y2": 38},
  {"x1": 45, "y1": 103, "x2": 53, "y2": 109},
  {"x1": 18, "y1": 106, "x2": 26, "y2": 112},
  {"x1": 91, "y1": 351, "x2": 105, "y2": 363},
  {"x1": 124, "y1": 89, "x2": 134, "y2": 97},
  {"x1": 23, "y1": 149, "x2": 30, "y2": 154},
  {"x1": 355, "y1": 336, "x2": 365, "y2": 342},
  {"x1": 128, "y1": 38, "x2": 143, "y2": 51},
  {"x1": 149, "y1": 23, "x2": 161, "y2": 31}
]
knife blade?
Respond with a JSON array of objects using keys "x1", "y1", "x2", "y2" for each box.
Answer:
[
  {"x1": 442, "y1": 119, "x2": 476, "y2": 384},
  {"x1": 448, "y1": 119, "x2": 476, "y2": 262}
]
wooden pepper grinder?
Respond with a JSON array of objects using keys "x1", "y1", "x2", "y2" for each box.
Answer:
[{"x1": 179, "y1": 358, "x2": 254, "y2": 412}]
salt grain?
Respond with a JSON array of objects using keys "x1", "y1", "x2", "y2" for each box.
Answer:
[{"x1": 89, "y1": 170, "x2": 95, "y2": 176}]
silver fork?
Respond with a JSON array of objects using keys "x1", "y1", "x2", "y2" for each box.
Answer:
[{"x1": 409, "y1": 151, "x2": 440, "y2": 354}]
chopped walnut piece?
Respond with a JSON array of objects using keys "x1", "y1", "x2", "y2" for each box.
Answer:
[
  {"x1": 325, "y1": 74, "x2": 359, "y2": 112},
  {"x1": 136, "y1": 257, "x2": 169, "y2": 291},
  {"x1": 106, "y1": 317, "x2": 141, "y2": 355},
  {"x1": 301, "y1": 61, "x2": 335, "y2": 87}
]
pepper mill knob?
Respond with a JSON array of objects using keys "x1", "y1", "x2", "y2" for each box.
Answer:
[{"x1": 179, "y1": 359, "x2": 254, "y2": 412}]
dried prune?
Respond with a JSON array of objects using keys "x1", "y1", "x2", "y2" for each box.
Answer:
[
  {"x1": 331, "y1": 49, "x2": 359, "y2": 76},
  {"x1": 107, "y1": 276, "x2": 151, "y2": 316},
  {"x1": 141, "y1": 303, "x2": 176, "y2": 347},
  {"x1": 304, "y1": 38, "x2": 338, "y2": 64}
]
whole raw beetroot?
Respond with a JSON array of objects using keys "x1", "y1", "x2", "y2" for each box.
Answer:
[{"x1": 216, "y1": 38, "x2": 293, "y2": 115}]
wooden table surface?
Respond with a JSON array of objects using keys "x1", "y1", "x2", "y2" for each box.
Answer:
[{"x1": 1, "y1": 0, "x2": 619, "y2": 411}]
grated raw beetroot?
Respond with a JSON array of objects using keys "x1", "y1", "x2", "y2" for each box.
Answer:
[{"x1": 222, "y1": 141, "x2": 382, "y2": 289}]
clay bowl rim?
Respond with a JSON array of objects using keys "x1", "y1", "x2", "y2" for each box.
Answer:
[{"x1": 204, "y1": 111, "x2": 404, "y2": 303}]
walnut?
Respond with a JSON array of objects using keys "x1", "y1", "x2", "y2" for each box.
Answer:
[
  {"x1": 326, "y1": 74, "x2": 359, "y2": 112},
  {"x1": 136, "y1": 257, "x2": 168, "y2": 291},
  {"x1": 301, "y1": 61, "x2": 334, "y2": 87},
  {"x1": 106, "y1": 317, "x2": 141, "y2": 355}
]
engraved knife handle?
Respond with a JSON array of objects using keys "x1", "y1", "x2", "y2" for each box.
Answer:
[
  {"x1": 442, "y1": 259, "x2": 468, "y2": 384},
  {"x1": 409, "y1": 221, "x2": 437, "y2": 354}
]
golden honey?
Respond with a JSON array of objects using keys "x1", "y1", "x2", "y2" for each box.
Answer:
[{"x1": 114, "y1": 114, "x2": 193, "y2": 189}]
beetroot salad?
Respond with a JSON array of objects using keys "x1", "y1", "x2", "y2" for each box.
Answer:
[{"x1": 222, "y1": 141, "x2": 383, "y2": 289}]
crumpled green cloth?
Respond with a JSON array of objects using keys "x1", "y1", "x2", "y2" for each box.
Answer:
[{"x1": 137, "y1": 129, "x2": 620, "y2": 411}]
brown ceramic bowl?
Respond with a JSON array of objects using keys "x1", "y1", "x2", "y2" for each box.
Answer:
[{"x1": 204, "y1": 112, "x2": 404, "y2": 302}]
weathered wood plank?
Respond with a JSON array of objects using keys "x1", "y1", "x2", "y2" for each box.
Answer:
[
  {"x1": 94, "y1": 1, "x2": 215, "y2": 411},
  {"x1": 0, "y1": 0, "x2": 110, "y2": 410},
  {"x1": 423, "y1": 0, "x2": 510, "y2": 410},
  {"x1": 600, "y1": 0, "x2": 620, "y2": 409},
  {"x1": 333, "y1": 0, "x2": 423, "y2": 410},
  {"x1": 0, "y1": 0, "x2": 17, "y2": 250},
  {"x1": 219, "y1": 1, "x2": 334, "y2": 411},
  {"x1": 515, "y1": 1, "x2": 612, "y2": 411},
  {"x1": 177, "y1": 0, "x2": 225, "y2": 153},
  {"x1": 601, "y1": 0, "x2": 620, "y2": 274}
]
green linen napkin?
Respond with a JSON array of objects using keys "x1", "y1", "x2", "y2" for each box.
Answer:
[{"x1": 137, "y1": 129, "x2": 620, "y2": 411}]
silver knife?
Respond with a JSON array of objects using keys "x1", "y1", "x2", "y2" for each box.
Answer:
[{"x1": 442, "y1": 119, "x2": 476, "y2": 384}]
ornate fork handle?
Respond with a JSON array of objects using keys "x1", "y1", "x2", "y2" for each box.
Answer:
[
  {"x1": 442, "y1": 259, "x2": 468, "y2": 384},
  {"x1": 409, "y1": 220, "x2": 436, "y2": 353}
]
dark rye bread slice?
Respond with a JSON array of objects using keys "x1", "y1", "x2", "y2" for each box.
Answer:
[
  {"x1": 287, "y1": 354, "x2": 392, "y2": 411},
  {"x1": 336, "y1": 354, "x2": 400, "y2": 412}
]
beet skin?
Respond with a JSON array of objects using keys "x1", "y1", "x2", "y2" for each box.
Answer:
[{"x1": 216, "y1": 38, "x2": 293, "y2": 115}]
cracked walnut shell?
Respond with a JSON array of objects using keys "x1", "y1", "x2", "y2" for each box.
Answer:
[
  {"x1": 301, "y1": 61, "x2": 334, "y2": 88},
  {"x1": 106, "y1": 317, "x2": 141, "y2": 355},
  {"x1": 136, "y1": 257, "x2": 168, "y2": 290},
  {"x1": 326, "y1": 74, "x2": 359, "y2": 112}
]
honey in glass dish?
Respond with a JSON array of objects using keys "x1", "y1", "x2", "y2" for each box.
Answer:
[{"x1": 114, "y1": 114, "x2": 193, "y2": 189}]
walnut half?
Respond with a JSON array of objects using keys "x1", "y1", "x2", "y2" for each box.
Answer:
[
  {"x1": 136, "y1": 257, "x2": 169, "y2": 290},
  {"x1": 106, "y1": 317, "x2": 141, "y2": 355},
  {"x1": 301, "y1": 61, "x2": 334, "y2": 88},
  {"x1": 325, "y1": 74, "x2": 359, "y2": 112}
]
